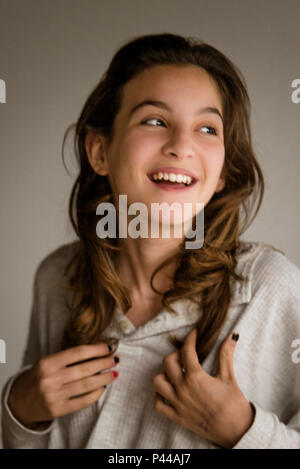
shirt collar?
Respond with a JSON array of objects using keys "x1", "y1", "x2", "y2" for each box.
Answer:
[
  {"x1": 101, "y1": 241, "x2": 264, "y2": 341},
  {"x1": 230, "y1": 240, "x2": 266, "y2": 306}
]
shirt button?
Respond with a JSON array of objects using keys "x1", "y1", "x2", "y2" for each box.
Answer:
[{"x1": 119, "y1": 320, "x2": 130, "y2": 333}]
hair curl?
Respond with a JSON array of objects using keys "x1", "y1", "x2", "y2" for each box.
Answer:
[{"x1": 59, "y1": 32, "x2": 264, "y2": 364}]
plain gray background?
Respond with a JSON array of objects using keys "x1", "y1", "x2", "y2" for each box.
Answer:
[{"x1": 0, "y1": 0, "x2": 299, "y2": 446}]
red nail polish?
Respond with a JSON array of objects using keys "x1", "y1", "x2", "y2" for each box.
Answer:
[{"x1": 113, "y1": 370, "x2": 119, "y2": 378}]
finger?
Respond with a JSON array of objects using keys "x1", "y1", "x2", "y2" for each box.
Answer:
[
  {"x1": 216, "y1": 332, "x2": 239, "y2": 383},
  {"x1": 57, "y1": 354, "x2": 119, "y2": 385},
  {"x1": 65, "y1": 342, "x2": 116, "y2": 367},
  {"x1": 180, "y1": 328, "x2": 203, "y2": 375},
  {"x1": 153, "y1": 391, "x2": 179, "y2": 423},
  {"x1": 58, "y1": 369, "x2": 119, "y2": 400},
  {"x1": 152, "y1": 372, "x2": 178, "y2": 406},
  {"x1": 163, "y1": 351, "x2": 184, "y2": 386},
  {"x1": 61, "y1": 386, "x2": 106, "y2": 417},
  {"x1": 46, "y1": 343, "x2": 114, "y2": 371}
]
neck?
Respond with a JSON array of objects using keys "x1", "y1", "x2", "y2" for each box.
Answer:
[{"x1": 117, "y1": 236, "x2": 182, "y2": 301}]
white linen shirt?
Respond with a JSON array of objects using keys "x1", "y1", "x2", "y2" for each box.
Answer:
[{"x1": 1, "y1": 240, "x2": 300, "y2": 449}]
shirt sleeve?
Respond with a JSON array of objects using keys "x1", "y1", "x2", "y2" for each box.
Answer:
[
  {"x1": 1, "y1": 265, "x2": 56, "y2": 449},
  {"x1": 232, "y1": 401, "x2": 300, "y2": 449},
  {"x1": 231, "y1": 248, "x2": 300, "y2": 449}
]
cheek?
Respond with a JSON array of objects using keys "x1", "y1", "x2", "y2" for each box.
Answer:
[
  {"x1": 115, "y1": 135, "x2": 158, "y2": 188},
  {"x1": 107, "y1": 138, "x2": 151, "y2": 191},
  {"x1": 125, "y1": 133, "x2": 157, "y2": 164},
  {"x1": 200, "y1": 141, "x2": 225, "y2": 179}
]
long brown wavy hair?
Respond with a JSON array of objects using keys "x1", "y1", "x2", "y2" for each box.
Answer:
[{"x1": 60, "y1": 33, "x2": 264, "y2": 364}]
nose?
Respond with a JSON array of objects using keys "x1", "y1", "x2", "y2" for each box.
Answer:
[{"x1": 162, "y1": 127, "x2": 196, "y2": 160}]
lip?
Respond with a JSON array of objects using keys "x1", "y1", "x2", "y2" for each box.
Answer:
[{"x1": 147, "y1": 166, "x2": 199, "y2": 182}]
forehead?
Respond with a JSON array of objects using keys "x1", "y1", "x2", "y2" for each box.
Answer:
[{"x1": 120, "y1": 64, "x2": 223, "y2": 110}]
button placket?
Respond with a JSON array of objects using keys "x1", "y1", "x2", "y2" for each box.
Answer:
[{"x1": 119, "y1": 319, "x2": 131, "y2": 333}]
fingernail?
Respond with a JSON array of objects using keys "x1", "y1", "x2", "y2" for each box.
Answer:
[
  {"x1": 114, "y1": 356, "x2": 119, "y2": 363},
  {"x1": 113, "y1": 370, "x2": 119, "y2": 378},
  {"x1": 103, "y1": 385, "x2": 107, "y2": 389},
  {"x1": 107, "y1": 344, "x2": 113, "y2": 353},
  {"x1": 231, "y1": 333, "x2": 239, "y2": 342}
]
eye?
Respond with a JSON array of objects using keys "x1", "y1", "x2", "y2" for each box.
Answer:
[
  {"x1": 200, "y1": 126, "x2": 218, "y2": 136},
  {"x1": 141, "y1": 118, "x2": 218, "y2": 136},
  {"x1": 141, "y1": 118, "x2": 165, "y2": 127}
]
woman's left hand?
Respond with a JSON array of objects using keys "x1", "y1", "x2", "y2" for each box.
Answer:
[{"x1": 152, "y1": 329, "x2": 255, "y2": 448}]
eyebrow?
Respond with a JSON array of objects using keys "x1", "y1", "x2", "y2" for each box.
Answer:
[{"x1": 128, "y1": 99, "x2": 223, "y2": 122}]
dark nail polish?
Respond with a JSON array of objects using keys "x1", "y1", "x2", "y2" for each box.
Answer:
[
  {"x1": 103, "y1": 385, "x2": 107, "y2": 389},
  {"x1": 108, "y1": 344, "x2": 113, "y2": 353},
  {"x1": 232, "y1": 333, "x2": 239, "y2": 342},
  {"x1": 114, "y1": 356, "x2": 119, "y2": 363}
]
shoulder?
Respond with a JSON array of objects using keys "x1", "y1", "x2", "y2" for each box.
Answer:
[
  {"x1": 232, "y1": 242, "x2": 300, "y2": 372},
  {"x1": 24, "y1": 242, "x2": 81, "y2": 357},
  {"x1": 232, "y1": 240, "x2": 300, "y2": 306},
  {"x1": 34, "y1": 240, "x2": 80, "y2": 290}
]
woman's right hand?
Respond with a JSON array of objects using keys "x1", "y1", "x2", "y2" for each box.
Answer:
[{"x1": 7, "y1": 342, "x2": 119, "y2": 430}]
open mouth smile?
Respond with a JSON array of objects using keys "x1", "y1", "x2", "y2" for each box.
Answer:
[{"x1": 147, "y1": 167, "x2": 198, "y2": 191}]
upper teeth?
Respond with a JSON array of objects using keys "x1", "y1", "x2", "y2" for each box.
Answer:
[{"x1": 152, "y1": 172, "x2": 192, "y2": 184}]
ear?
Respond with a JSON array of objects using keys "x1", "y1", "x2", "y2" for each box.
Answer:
[{"x1": 85, "y1": 131, "x2": 109, "y2": 176}]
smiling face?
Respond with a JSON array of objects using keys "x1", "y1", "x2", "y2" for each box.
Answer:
[{"x1": 86, "y1": 64, "x2": 225, "y2": 228}]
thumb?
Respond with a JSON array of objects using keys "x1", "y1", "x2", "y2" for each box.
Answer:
[{"x1": 216, "y1": 332, "x2": 239, "y2": 383}]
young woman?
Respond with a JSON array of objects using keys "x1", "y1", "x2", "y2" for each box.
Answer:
[{"x1": 1, "y1": 33, "x2": 300, "y2": 449}]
